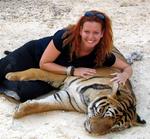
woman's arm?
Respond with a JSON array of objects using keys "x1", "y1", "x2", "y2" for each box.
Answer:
[
  {"x1": 40, "y1": 40, "x2": 96, "y2": 77},
  {"x1": 111, "y1": 56, "x2": 133, "y2": 85},
  {"x1": 39, "y1": 40, "x2": 67, "y2": 75}
]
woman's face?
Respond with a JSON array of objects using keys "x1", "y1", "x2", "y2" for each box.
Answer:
[{"x1": 80, "y1": 21, "x2": 103, "y2": 50}]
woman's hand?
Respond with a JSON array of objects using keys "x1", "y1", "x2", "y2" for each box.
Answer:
[
  {"x1": 110, "y1": 72, "x2": 129, "y2": 85},
  {"x1": 111, "y1": 56, "x2": 133, "y2": 85},
  {"x1": 73, "y1": 68, "x2": 96, "y2": 78}
]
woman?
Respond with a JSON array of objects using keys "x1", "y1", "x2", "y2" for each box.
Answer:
[{"x1": 0, "y1": 10, "x2": 132, "y2": 102}]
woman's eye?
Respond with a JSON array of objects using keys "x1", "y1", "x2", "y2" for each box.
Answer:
[
  {"x1": 94, "y1": 32, "x2": 100, "y2": 35},
  {"x1": 84, "y1": 31, "x2": 89, "y2": 33}
]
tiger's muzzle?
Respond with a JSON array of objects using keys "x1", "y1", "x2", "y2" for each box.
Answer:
[{"x1": 84, "y1": 116, "x2": 115, "y2": 135}]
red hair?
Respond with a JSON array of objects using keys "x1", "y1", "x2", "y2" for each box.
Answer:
[{"x1": 62, "y1": 10, "x2": 113, "y2": 66}]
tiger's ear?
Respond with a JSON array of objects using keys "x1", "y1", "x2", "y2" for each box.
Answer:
[{"x1": 132, "y1": 113, "x2": 146, "y2": 126}]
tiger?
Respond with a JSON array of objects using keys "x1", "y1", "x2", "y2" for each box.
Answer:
[
  {"x1": 5, "y1": 47, "x2": 146, "y2": 135},
  {"x1": 5, "y1": 67, "x2": 146, "y2": 135}
]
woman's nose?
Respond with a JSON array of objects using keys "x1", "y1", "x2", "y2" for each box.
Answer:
[{"x1": 88, "y1": 33, "x2": 94, "y2": 40}]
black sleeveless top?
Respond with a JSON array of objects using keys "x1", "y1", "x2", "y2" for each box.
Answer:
[{"x1": 35, "y1": 29, "x2": 116, "y2": 68}]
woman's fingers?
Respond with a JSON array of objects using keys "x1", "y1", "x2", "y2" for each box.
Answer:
[
  {"x1": 81, "y1": 69, "x2": 96, "y2": 78},
  {"x1": 110, "y1": 72, "x2": 126, "y2": 85},
  {"x1": 85, "y1": 70, "x2": 96, "y2": 75},
  {"x1": 110, "y1": 76, "x2": 119, "y2": 82},
  {"x1": 110, "y1": 72, "x2": 118, "y2": 76},
  {"x1": 74, "y1": 68, "x2": 96, "y2": 78}
]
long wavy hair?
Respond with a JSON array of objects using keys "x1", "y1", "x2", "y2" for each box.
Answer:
[{"x1": 62, "y1": 10, "x2": 113, "y2": 66}]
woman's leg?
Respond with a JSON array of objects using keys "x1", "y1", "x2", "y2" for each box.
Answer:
[
  {"x1": 0, "y1": 58, "x2": 10, "y2": 81},
  {"x1": 2, "y1": 80, "x2": 56, "y2": 102},
  {"x1": 0, "y1": 40, "x2": 52, "y2": 101},
  {"x1": 0, "y1": 41, "x2": 38, "y2": 80}
]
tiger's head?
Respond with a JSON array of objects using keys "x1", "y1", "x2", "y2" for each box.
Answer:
[{"x1": 84, "y1": 82, "x2": 146, "y2": 135}]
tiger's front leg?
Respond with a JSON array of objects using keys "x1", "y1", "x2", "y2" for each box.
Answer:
[
  {"x1": 13, "y1": 90, "x2": 75, "y2": 118},
  {"x1": 6, "y1": 68, "x2": 66, "y2": 88}
]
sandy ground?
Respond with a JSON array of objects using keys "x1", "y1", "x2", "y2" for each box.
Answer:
[{"x1": 0, "y1": 0, "x2": 150, "y2": 138}]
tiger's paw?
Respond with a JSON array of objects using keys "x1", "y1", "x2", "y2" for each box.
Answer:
[
  {"x1": 13, "y1": 100, "x2": 40, "y2": 118},
  {"x1": 13, "y1": 100, "x2": 32, "y2": 118},
  {"x1": 13, "y1": 104, "x2": 26, "y2": 118},
  {"x1": 6, "y1": 72, "x2": 25, "y2": 81}
]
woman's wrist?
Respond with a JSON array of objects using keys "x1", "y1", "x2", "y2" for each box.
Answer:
[
  {"x1": 123, "y1": 65, "x2": 133, "y2": 79},
  {"x1": 122, "y1": 72, "x2": 129, "y2": 80}
]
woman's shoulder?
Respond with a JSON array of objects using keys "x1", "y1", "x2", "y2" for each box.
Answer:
[
  {"x1": 53, "y1": 28, "x2": 68, "y2": 52},
  {"x1": 102, "y1": 53, "x2": 116, "y2": 67},
  {"x1": 53, "y1": 28, "x2": 67, "y2": 38}
]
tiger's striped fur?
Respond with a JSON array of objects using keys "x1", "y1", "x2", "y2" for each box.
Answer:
[
  {"x1": 6, "y1": 67, "x2": 146, "y2": 135},
  {"x1": 5, "y1": 47, "x2": 146, "y2": 135}
]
